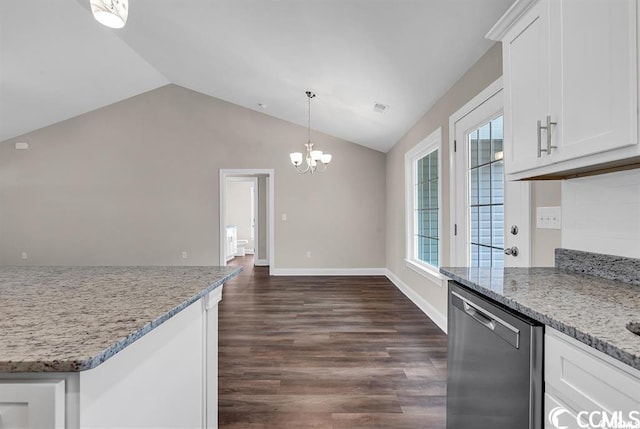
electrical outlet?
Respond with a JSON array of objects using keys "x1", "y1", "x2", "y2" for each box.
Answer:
[
  {"x1": 181, "y1": 251, "x2": 188, "y2": 259},
  {"x1": 21, "y1": 251, "x2": 28, "y2": 260},
  {"x1": 306, "y1": 251, "x2": 312, "y2": 258},
  {"x1": 281, "y1": 213, "x2": 288, "y2": 221}
]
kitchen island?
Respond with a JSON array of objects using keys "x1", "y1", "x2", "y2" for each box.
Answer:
[{"x1": 0, "y1": 265, "x2": 241, "y2": 429}]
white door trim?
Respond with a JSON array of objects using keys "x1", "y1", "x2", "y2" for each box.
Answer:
[
  {"x1": 449, "y1": 77, "x2": 504, "y2": 265},
  {"x1": 219, "y1": 169, "x2": 275, "y2": 275},
  {"x1": 449, "y1": 77, "x2": 531, "y2": 267}
]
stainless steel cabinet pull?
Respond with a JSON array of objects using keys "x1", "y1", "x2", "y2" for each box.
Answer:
[
  {"x1": 537, "y1": 119, "x2": 543, "y2": 157},
  {"x1": 545, "y1": 115, "x2": 557, "y2": 154},
  {"x1": 537, "y1": 115, "x2": 557, "y2": 157}
]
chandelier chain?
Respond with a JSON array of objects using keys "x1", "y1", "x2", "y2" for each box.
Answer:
[{"x1": 308, "y1": 94, "x2": 311, "y2": 143}]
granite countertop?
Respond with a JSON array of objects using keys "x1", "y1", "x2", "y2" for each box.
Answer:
[
  {"x1": 0, "y1": 266, "x2": 241, "y2": 373},
  {"x1": 440, "y1": 266, "x2": 640, "y2": 371}
]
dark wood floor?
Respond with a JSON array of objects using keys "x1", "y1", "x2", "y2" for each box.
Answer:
[{"x1": 219, "y1": 256, "x2": 447, "y2": 429}]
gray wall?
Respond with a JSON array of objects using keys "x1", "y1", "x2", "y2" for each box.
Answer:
[
  {"x1": 0, "y1": 84, "x2": 386, "y2": 269},
  {"x1": 531, "y1": 181, "x2": 562, "y2": 266},
  {"x1": 385, "y1": 43, "x2": 561, "y2": 321}
]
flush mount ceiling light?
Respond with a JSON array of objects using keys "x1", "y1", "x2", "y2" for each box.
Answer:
[
  {"x1": 289, "y1": 91, "x2": 332, "y2": 174},
  {"x1": 90, "y1": 0, "x2": 128, "y2": 29}
]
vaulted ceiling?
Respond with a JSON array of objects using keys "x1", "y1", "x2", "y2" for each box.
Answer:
[{"x1": 0, "y1": 0, "x2": 513, "y2": 152}]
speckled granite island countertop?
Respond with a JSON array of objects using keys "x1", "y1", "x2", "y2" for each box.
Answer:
[
  {"x1": 440, "y1": 265, "x2": 640, "y2": 370},
  {"x1": 0, "y1": 266, "x2": 241, "y2": 373}
]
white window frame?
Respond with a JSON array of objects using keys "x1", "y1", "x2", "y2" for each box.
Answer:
[{"x1": 404, "y1": 127, "x2": 443, "y2": 282}]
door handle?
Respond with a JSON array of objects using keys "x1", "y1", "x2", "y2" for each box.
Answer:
[{"x1": 504, "y1": 246, "x2": 519, "y2": 257}]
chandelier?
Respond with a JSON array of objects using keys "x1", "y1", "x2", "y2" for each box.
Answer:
[
  {"x1": 289, "y1": 91, "x2": 332, "y2": 174},
  {"x1": 90, "y1": 0, "x2": 129, "y2": 29}
]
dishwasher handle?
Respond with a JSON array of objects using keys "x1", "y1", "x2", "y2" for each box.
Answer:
[
  {"x1": 451, "y1": 290, "x2": 521, "y2": 349},
  {"x1": 462, "y1": 301, "x2": 496, "y2": 331}
]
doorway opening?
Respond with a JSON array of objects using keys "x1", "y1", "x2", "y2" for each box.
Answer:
[{"x1": 219, "y1": 169, "x2": 275, "y2": 275}]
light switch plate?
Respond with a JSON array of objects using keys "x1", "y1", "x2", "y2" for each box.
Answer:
[{"x1": 536, "y1": 206, "x2": 562, "y2": 229}]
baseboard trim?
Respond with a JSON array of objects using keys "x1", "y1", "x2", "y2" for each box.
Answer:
[
  {"x1": 271, "y1": 268, "x2": 387, "y2": 276},
  {"x1": 384, "y1": 269, "x2": 447, "y2": 334},
  {"x1": 254, "y1": 259, "x2": 269, "y2": 266}
]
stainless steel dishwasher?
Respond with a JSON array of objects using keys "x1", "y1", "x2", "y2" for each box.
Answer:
[{"x1": 447, "y1": 282, "x2": 543, "y2": 429}]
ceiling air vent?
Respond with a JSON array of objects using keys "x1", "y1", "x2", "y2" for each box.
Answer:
[{"x1": 373, "y1": 103, "x2": 389, "y2": 114}]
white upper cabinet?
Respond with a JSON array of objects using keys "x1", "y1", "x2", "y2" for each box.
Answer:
[
  {"x1": 501, "y1": 0, "x2": 552, "y2": 174},
  {"x1": 488, "y1": 0, "x2": 639, "y2": 180}
]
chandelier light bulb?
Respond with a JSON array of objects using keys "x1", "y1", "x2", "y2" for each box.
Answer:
[
  {"x1": 90, "y1": 0, "x2": 129, "y2": 29},
  {"x1": 320, "y1": 153, "x2": 332, "y2": 164},
  {"x1": 310, "y1": 150, "x2": 323, "y2": 161},
  {"x1": 290, "y1": 152, "x2": 303, "y2": 166}
]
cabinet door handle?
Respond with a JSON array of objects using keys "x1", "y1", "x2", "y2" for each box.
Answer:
[
  {"x1": 537, "y1": 115, "x2": 557, "y2": 157},
  {"x1": 537, "y1": 119, "x2": 543, "y2": 157},
  {"x1": 545, "y1": 115, "x2": 557, "y2": 155}
]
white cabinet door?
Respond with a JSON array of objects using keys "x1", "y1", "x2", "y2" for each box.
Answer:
[
  {"x1": 551, "y1": 0, "x2": 638, "y2": 162},
  {"x1": 503, "y1": 0, "x2": 552, "y2": 174},
  {"x1": 0, "y1": 380, "x2": 65, "y2": 429},
  {"x1": 491, "y1": 0, "x2": 639, "y2": 179},
  {"x1": 544, "y1": 392, "x2": 583, "y2": 429},
  {"x1": 544, "y1": 328, "x2": 640, "y2": 428}
]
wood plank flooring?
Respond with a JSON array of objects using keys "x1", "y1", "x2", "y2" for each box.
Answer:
[{"x1": 219, "y1": 257, "x2": 447, "y2": 428}]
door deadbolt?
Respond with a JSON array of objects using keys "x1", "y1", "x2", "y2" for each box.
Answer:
[{"x1": 510, "y1": 225, "x2": 519, "y2": 235}]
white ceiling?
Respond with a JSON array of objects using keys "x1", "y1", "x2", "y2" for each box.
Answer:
[{"x1": 0, "y1": 0, "x2": 513, "y2": 152}]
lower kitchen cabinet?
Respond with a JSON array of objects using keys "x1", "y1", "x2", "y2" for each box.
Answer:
[
  {"x1": 544, "y1": 328, "x2": 640, "y2": 429},
  {"x1": 0, "y1": 287, "x2": 223, "y2": 429},
  {"x1": 0, "y1": 380, "x2": 65, "y2": 428},
  {"x1": 545, "y1": 392, "x2": 583, "y2": 429}
]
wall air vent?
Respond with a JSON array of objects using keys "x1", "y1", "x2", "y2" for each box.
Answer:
[{"x1": 373, "y1": 103, "x2": 389, "y2": 114}]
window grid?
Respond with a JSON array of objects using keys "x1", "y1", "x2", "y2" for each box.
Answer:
[
  {"x1": 415, "y1": 151, "x2": 438, "y2": 267},
  {"x1": 468, "y1": 116, "x2": 504, "y2": 268}
]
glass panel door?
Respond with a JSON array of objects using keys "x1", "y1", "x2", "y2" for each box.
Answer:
[
  {"x1": 452, "y1": 84, "x2": 531, "y2": 268},
  {"x1": 468, "y1": 116, "x2": 504, "y2": 268}
]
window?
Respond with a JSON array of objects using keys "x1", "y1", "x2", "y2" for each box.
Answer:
[
  {"x1": 405, "y1": 128, "x2": 441, "y2": 277},
  {"x1": 468, "y1": 116, "x2": 504, "y2": 268}
]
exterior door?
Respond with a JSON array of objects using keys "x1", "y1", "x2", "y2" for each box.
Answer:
[{"x1": 452, "y1": 87, "x2": 530, "y2": 268}]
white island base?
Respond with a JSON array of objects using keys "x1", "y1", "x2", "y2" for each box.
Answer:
[{"x1": 0, "y1": 286, "x2": 222, "y2": 429}]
